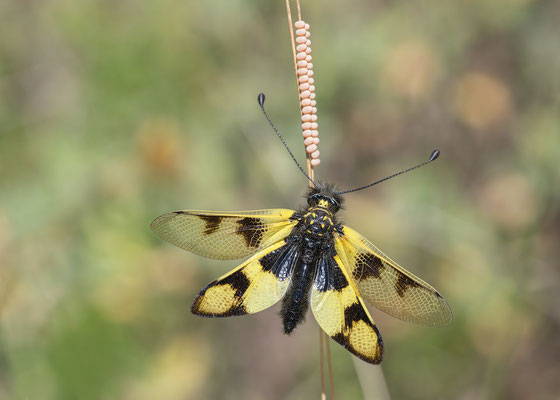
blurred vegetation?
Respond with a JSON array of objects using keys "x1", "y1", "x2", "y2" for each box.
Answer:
[{"x1": 1, "y1": 0, "x2": 559, "y2": 399}]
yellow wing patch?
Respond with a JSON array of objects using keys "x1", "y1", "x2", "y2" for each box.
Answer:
[
  {"x1": 310, "y1": 254, "x2": 383, "y2": 364},
  {"x1": 192, "y1": 240, "x2": 299, "y2": 317},
  {"x1": 151, "y1": 209, "x2": 297, "y2": 260},
  {"x1": 335, "y1": 226, "x2": 452, "y2": 327}
]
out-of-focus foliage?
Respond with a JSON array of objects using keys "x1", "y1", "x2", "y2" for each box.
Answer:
[{"x1": 1, "y1": 0, "x2": 559, "y2": 399}]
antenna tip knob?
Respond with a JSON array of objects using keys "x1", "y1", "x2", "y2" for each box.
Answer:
[
  {"x1": 429, "y1": 149, "x2": 440, "y2": 162},
  {"x1": 258, "y1": 93, "x2": 266, "y2": 107}
]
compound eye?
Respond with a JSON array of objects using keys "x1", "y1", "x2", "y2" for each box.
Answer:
[
  {"x1": 308, "y1": 193, "x2": 321, "y2": 205},
  {"x1": 329, "y1": 198, "x2": 339, "y2": 210}
]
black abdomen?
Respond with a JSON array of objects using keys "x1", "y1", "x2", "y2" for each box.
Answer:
[
  {"x1": 282, "y1": 259, "x2": 314, "y2": 334},
  {"x1": 281, "y1": 208, "x2": 335, "y2": 334}
]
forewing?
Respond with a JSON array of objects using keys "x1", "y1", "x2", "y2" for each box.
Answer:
[
  {"x1": 151, "y1": 209, "x2": 297, "y2": 260},
  {"x1": 310, "y1": 252, "x2": 384, "y2": 364},
  {"x1": 191, "y1": 240, "x2": 300, "y2": 317},
  {"x1": 335, "y1": 226, "x2": 452, "y2": 327}
]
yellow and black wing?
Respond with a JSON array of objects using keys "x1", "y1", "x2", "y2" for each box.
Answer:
[
  {"x1": 334, "y1": 226, "x2": 452, "y2": 327},
  {"x1": 310, "y1": 252, "x2": 384, "y2": 364},
  {"x1": 191, "y1": 240, "x2": 300, "y2": 317},
  {"x1": 150, "y1": 209, "x2": 297, "y2": 260}
]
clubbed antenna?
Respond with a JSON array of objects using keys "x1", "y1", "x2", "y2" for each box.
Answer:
[
  {"x1": 336, "y1": 150, "x2": 440, "y2": 195},
  {"x1": 257, "y1": 93, "x2": 316, "y2": 187}
]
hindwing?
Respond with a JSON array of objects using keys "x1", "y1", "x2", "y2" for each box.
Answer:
[
  {"x1": 151, "y1": 209, "x2": 297, "y2": 260},
  {"x1": 335, "y1": 226, "x2": 452, "y2": 327},
  {"x1": 310, "y1": 252, "x2": 384, "y2": 364},
  {"x1": 191, "y1": 240, "x2": 300, "y2": 317}
]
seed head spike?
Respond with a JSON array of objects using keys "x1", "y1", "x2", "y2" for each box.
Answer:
[{"x1": 294, "y1": 20, "x2": 320, "y2": 166}]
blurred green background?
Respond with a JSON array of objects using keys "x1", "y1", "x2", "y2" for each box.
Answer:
[{"x1": 1, "y1": 0, "x2": 559, "y2": 399}]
